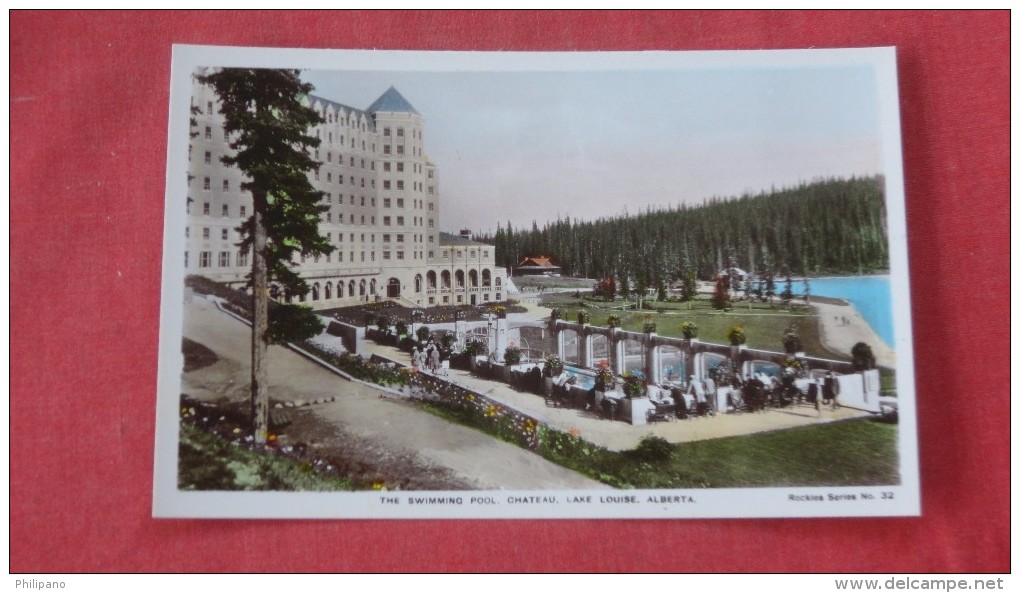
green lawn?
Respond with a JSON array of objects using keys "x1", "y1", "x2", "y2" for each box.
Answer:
[
  {"x1": 543, "y1": 293, "x2": 838, "y2": 360},
  {"x1": 540, "y1": 418, "x2": 900, "y2": 489}
]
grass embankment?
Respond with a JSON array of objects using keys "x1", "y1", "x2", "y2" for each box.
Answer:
[{"x1": 178, "y1": 422, "x2": 356, "y2": 491}]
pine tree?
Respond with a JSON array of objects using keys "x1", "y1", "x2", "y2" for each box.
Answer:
[{"x1": 199, "y1": 68, "x2": 332, "y2": 443}]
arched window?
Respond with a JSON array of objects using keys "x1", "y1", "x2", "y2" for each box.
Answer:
[
  {"x1": 482, "y1": 269, "x2": 491, "y2": 287},
  {"x1": 348, "y1": 280, "x2": 356, "y2": 298},
  {"x1": 338, "y1": 281, "x2": 345, "y2": 299},
  {"x1": 441, "y1": 270, "x2": 451, "y2": 289},
  {"x1": 370, "y1": 279, "x2": 377, "y2": 295},
  {"x1": 415, "y1": 274, "x2": 423, "y2": 292},
  {"x1": 495, "y1": 277, "x2": 502, "y2": 288},
  {"x1": 324, "y1": 282, "x2": 331, "y2": 300},
  {"x1": 427, "y1": 271, "x2": 437, "y2": 289},
  {"x1": 311, "y1": 283, "x2": 320, "y2": 301},
  {"x1": 468, "y1": 270, "x2": 478, "y2": 287},
  {"x1": 455, "y1": 270, "x2": 465, "y2": 288},
  {"x1": 359, "y1": 280, "x2": 366, "y2": 297}
]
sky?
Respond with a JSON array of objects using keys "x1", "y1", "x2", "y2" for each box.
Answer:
[{"x1": 304, "y1": 63, "x2": 884, "y2": 235}]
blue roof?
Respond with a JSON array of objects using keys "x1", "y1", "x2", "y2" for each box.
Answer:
[{"x1": 367, "y1": 86, "x2": 420, "y2": 115}]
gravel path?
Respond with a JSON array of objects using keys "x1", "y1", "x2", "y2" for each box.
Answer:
[{"x1": 181, "y1": 297, "x2": 607, "y2": 490}]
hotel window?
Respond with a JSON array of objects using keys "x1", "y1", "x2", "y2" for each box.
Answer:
[
  {"x1": 203, "y1": 177, "x2": 210, "y2": 190},
  {"x1": 383, "y1": 251, "x2": 391, "y2": 260},
  {"x1": 382, "y1": 234, "x2": 390, "y2": 242},
  {"x1": 204, "y1": 151, "x2": 211, "y2": 165},
  {"x1": 349, "y1": 214, "x2": 354, "y2": 224},
  {"x1": 202, "y1": 202, "x2": 210, "y2": 215},
  {"x1": 383, "y1": 127, "x2": 390, "y2": 136},
  {"x1": 204, "y1": 126, "x2": 211, "y2": 139},
  {"x1": 327, "y1": 172, "x2": 332, "y2": 183},
  {"x1": 221, "y1": 229, "x2": 229, "y2": 240},
  {"x1": 327, "y1": 213, "x2": 332, "y2": 223},
  {"x1": 428, "y1": 220, "x2": 434, "y2": 228},
  {"x1": 397, "y1": 198, "x2": 404, "y2": 208},
  {"x1": 428, "y1": 170, "x2": 434, "y2": 179},
  {"x1": 222, "y1": 179, "x2": 229, "y2": 191},
  {"x1": 360, "y1": 196, "x2": 365, "y2": 206},
  {"x1": 384, "y1": 180, "x2": 391, "y2": 190},
  {"x1": 396, "y1": 181, "x2": 404, "y2": 190},
  {"x1": 397, "y1": 162, "x2": 404, "y2": 172},
  {"x1": 185, "y1": 227, "x2": 190, "y2": 238},
  {"x1": 396, "y1": 234, "x2": 404, "y2": 243},
  {"x1": 327, "y1": 151, "x2": 331, "y2": 162},
  {"x1": 396, "y1": 251, "x2": 404, "y2": 260},
  {"x1": 360, "y1": 178, "x2": 365, "y2": 188},
  {"x1": 397, "y1": 216, "x2": 404, "y2": 225},
  {"x1": 383, "y1": 198, "x2": 391, "y2": 208},
  {"x1": 360, "y1": 215, "x2": 365, "y2": 225},
  {"x1": 218, "y1": 252, "x2": 230, "y2": 267},
  {"x1": 396, "y1": 145, "x2": 404, "y2": 155},
  {"x1": 240, "y1": 206, "x2": 246, "y2": 218},
  {"x1": 221, "y1": 204, "x2": 228, "y2": 217},
  {"x1": 361, "y1": 252, "x2": 365, "y2": 261},
  {"x1": 184, "y1": 251, "x2": 189, "y2": 267},
  {"x1": 350, "y1": 195, "x2": 355, "y2": 205},
  {"x1": 428, "y1": 186, "x2": 434, "y2": 195},
  {"x1": 206, "y1": 100, "x2": 212, "y2": 113},
  {"x1": 383, "y1": 216, "x2": 391, "y2": 226},
  {"x1": 199, "y1": 251, "x2": 211, "y2": 268},
  {"x1": 383, "y1": 162, "x2": 391, "y2": 172},
  {"x1": 236, "y1": 250, "x2": 249, "y2": 266},
  {"x1": 428, "y1": 203, "x2": 434, "y2": 212},
  {"x1": 443, "y1": 250, "x2": 449, "y2": 258},
  {"x1": 360, "y1": 159, "x2": 365, "y2": 168},
  {"x1": 428, "y1": 251, "x2": 434, "y2": 259}
]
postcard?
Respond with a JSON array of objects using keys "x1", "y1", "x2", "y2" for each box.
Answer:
[{"x1": 154, "y1": 45, "x2": 917, "y2": 518}]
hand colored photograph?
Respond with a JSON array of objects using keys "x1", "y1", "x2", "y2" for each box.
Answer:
[{"x1": 155, "y1": 46, "x2": 917, "y2": 519}]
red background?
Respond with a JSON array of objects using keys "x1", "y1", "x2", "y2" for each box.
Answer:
[{"x1": 10, "y1": 11, "x2": 1010, "y2": 573}]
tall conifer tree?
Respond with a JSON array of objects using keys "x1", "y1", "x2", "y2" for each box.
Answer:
[{"x1": 198, "y1": 68, "x2": 332, "y2": 443}]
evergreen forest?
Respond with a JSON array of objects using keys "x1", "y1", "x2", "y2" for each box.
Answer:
[{"x1": 480, "y1": 176, "x2": 888, "y2": 287}]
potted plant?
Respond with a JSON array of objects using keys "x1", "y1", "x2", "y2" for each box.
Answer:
[
  {"x1": 681, "y1": 321, "x2": 698, "y2": 340},
  {"x1": 782, "y1": 331, "x2": 802, "y2": 355},
  {"x1": 643, "y1": 320, "x2": 657, "y2": 334},
  {"x1": 606, "y1": 314, "x2": 622, "y2": 329},
  {"x1": 621, "y1": 373, "x2": 645, "y2": 399},
  {"x1": 727, "y1": 325, "x2": 747, "y2": 347},
  {"x1": 543, "y1": 354, "x2": 564, "y2": 378},
  {"x1": 594, "y1": 362, "x2": 616, "y2": 393},
  {"x1": 577, "y1": 310, "x2": 589, "y2": 325},
  {"x1": 503, "y1": 345, "x2": 522, "y2": 366}
]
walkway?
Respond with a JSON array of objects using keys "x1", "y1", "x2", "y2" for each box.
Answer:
[
  {"x1": 182, "y1": 297, "x2": 607, "y2": 490},
  {"x1": 358, "y1": 340, "x2": 870, "y2": 452}
]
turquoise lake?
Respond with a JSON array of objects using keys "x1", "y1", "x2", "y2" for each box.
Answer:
[{"x1": 791, "y1": 275, "x2": 893, "y2": 347}]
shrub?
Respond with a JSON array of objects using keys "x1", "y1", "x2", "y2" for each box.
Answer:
[
  {"x1": 549, "y1": 308, "x2": 562, "y2": 321},
  {"x1": 681, "y1": 321, "x2": 698, "y2": 339},
  {"x1": 376, "y1": 315, "x2": 391, "y2": 333},
  {"x1": 606, "y1": 314, "x2": 622, "y2": 328},
  {"x1": 630, "y1": 435, "x2": 674, "y2": 462},
  {"x1": 463, "y1": 339, "x2": 485, "y2": 357},
  {"x1": 621, "y1": 373, "x2": 645, "y2": 398},
  {"x1": 394, "y1": 320, "x2": 408, "y2": 337},
  {"x1": 643, "y1": 321, "x2": 657, "y2": 334},
  {"x1": 577, "y1": 310, "x2": 589, "y2": 325},
  {"x1": 416, "y1": 325, "x2": 431, "y2": 343},
  {"x1": 852, "y1": 342, "x2": 876, "y2": 370}
]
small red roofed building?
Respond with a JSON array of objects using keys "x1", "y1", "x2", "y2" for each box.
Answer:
[{"x1": 516, "y1": 256, "x2": 562, "y2": 276}]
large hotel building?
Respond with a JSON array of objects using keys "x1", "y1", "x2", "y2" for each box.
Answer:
[{"x1": 184, "y1": 73, "x2": 508, "y2": 309}]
